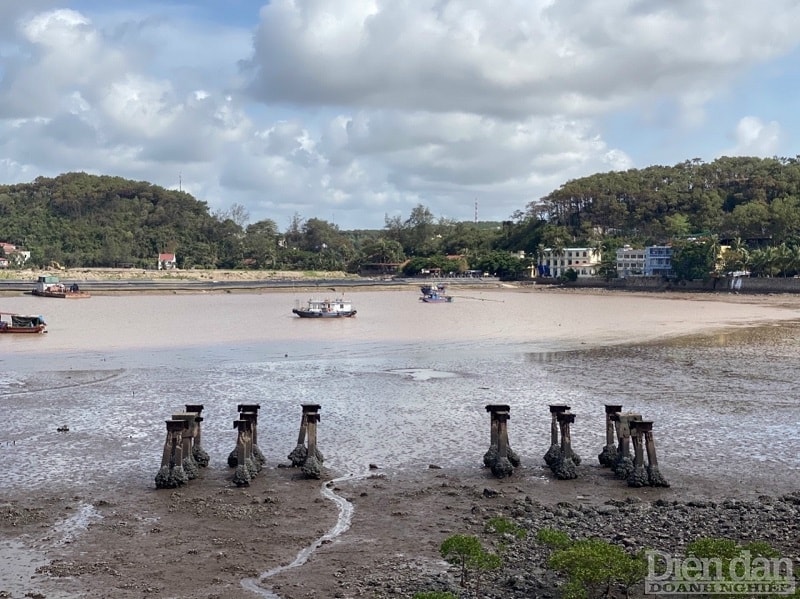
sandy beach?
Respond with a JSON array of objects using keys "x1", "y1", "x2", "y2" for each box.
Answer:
[{"x1": 1, "y1": 282, "x2": 799, "y2": 599}]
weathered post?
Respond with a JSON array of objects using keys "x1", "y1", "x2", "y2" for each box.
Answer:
[
  {"x1": 627, "y1": 420, "x2": 648, "y2": 487},
  {"x1": 544, "y1": 405, "x2": 570, "y2": 467},
  {"x1": 185, "y1": 404, "x2": 209, "y2": 467},
  {"x1": 483, "y1": 404, "x2": 520, "y2": 469},
  {"x1": 155, "y1": 419, "x2": 189, "y2": 489},
  {"x1": 288, "y1": 404, "x2": 322, "y2": 467},
  {"x1": 641, "y1": 421, "x2": 670, "y2": 487},
  {"x1": 490, "y1": 412, "x2": 515, "y2": 478},
  {"x1": 598, "y1": 404, "x2": 622, "y2": 467},
  {"x1": 171, "y1": 412, "x2": 200, "y2": 480},
  {"x1": 239, "y1": 404, "x2": 265, "y2": 469},
  {"x1": 232, "y1": 419, "x2": 253, "y2": 487},
  {"x1": 483, "y1": 404, "x2": 505, "y2": 468},
  {"x1": 301, "y1": 413, "x2": 323, "y2": 479},
  {"x1": 240, "y1": 411, "x2": 263, "y2": 476},
  {"x1": 612, "y1": 412, "x2": 640, "y2": 479},
  {"x1": 553, "y1": 412, "x2": 578, "y2": 479}
]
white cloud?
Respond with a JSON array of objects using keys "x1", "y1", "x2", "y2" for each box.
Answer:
[
  {"x1": 0, "y1": 1, "x2": 799, "y2": 230},
  {"x1": 726, "y1": 117, "x2": 783, "y2": 157}
]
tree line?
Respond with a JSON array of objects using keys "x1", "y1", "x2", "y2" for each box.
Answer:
[{"x1": 3, "y1": 157, "x2": 800, "y2": 280}]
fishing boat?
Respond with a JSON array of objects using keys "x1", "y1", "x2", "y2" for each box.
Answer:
[
  {"x1": 419, "y1": 283, "x2": 453, "y2": 303},
  {"x1": 292, "y1": 296, "x2": 357, "y2": 318},
  {"x1": 0, "y1": 312, "x2": 47, "y2": 334},
  {"x1": 32, "y1": 275, "x2": 91, "y2": 299}
]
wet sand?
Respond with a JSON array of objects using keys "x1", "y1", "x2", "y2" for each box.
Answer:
[{"x1": 1, "y1": 286, "x2": 800, "y2": 598}]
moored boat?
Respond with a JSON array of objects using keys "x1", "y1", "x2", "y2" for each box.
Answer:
[
  {"x1": 32, "y1": 275, "x2": 91, "y2": 299},
  {"x1": 0, "y1": 312, "x2": 47, "y2": 334},
  {"x1": 419, "y1": 283, "x2": 453, "y2": 303},
  {"x1": 292, "y1": 296, "x2": 357, "y2": 318}
]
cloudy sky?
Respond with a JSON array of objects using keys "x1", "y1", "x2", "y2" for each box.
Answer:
[{"x1": 1, "y1": 1, "x2": 799, "y2": 231}]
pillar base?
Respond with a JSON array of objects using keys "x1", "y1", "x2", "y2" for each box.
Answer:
[
  {"x1": 613, "y1": 455, "x2": 634, "y2": 479},
  {"x1": 483, "y1": 444, "x2": 497, "y2": 468},
  {"x1": 627, "y1": 465, "x2": 648, "y2": 487},
  {"x1": 155, "y1": 465, "x2": 188, "y2": 489},
  {"x1": 647, "y1": 465, "x2": 670, "y2": 487},
  {"x1": 192, "y1": 446, "x2": 210, "y2": 468},
  {"x1": 543, "y1": 444, "x2": 561, "y2": 467},
  {"x1": 233, "y1": 464, "x2": 251, "y2": 487},
  {"x1": 553, "y1": 456, "x2": 577, "y2": 480},
  {"x1": 301, "y1": 454, "x2": 323, "y2": 479},
  {"x1": 182, "y1": 456, "x2": 200, "y2": 480},
  {"x1": 598, "y1": 444, "x2": 617, "y2": 467},
  {"x1": 490, "y1": 456, "x2": 514, "y2": 478}
]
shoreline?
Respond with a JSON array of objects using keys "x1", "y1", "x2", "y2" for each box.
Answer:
[{"x1": 1, "y1": 286, "x2": 799, "y2": 598}]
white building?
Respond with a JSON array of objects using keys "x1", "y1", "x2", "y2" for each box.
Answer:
[
  {"x1": 644, "y1": 246, "x2": 673, "y2": 276},
  {"x1": 537, "y1": 247, "x2": 602, "y2": 278},
  {"x1": 616, "y1": 246, "x2": 645, "y2": 277}
]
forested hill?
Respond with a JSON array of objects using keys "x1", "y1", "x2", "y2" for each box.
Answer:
[
  {"x1": 531, "y1": 155, "x2": 800, "y2": 244},
  {"x1": 2, "y1": 157, "x2": 800, "y2": 272},
  {"x1": 0, "y1": 172, "x2": 230, "y2": 268}
]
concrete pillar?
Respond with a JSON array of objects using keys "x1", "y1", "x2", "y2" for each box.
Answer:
[
  {"x1": 301, "y1": 413, "x2": 322, "y2": 479},
  {"x1": 627, "y1": 421, "x2": 648, "y2": 487},
  {"x1": 553, "y1": 412, "x2": 578, "y2": 479},
  {"x1": 544, "y1": 405, "x2": 570, "y2": 467},
  {"x1": 171, "y1": 412, "x2": 200, "y2": 479},
  {"x1": 232, "y1": 419, "x2": 253, "y2": 487},
  {"x1": 289, "y1": 404, "x2": 322, "y2": 467},
  {"x1": 240, "y1": 411, "x2": 264, "y2": 473},
  {"x1": 598, "y1": 404, "x2": 622, "y2": 467},
  {"x1": 482, "y1": 404, "x2": 519, "y2": 468},
  {"x1": 641, "y1": 421, "x2": 670, "y2": 487},
  {"x1": 490, "y1": 412, "x2": 514, "y2": 478},
  {"x1": 185, "y1": 404, "x2": 209, "y2": 467},
  {"x1": 612, "y1": 412, "x2": 640, "y2": 479},
  {"x1": 155, "y1": 419, "x2": 189, "y2": 489}
]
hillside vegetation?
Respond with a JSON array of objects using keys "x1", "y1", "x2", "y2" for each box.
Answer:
[{"x1": 2, "y1": 157, "x2": 800, "y2": 278}]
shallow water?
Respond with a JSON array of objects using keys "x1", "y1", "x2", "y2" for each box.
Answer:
[{"x1": 1, "y1": 290, "x2": 798, "y2": 498}]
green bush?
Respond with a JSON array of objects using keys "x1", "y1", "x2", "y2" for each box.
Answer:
[
  {"x1": 412, "y1": 592, "x2": 457, "y2": 599},
  {"x1": 485, "y1": 516, "x2": 527, "y2": 539}
]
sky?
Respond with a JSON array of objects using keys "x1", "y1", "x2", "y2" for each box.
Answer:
[{"x1": 1, "y1": 1, "x2": 800, "y2": 232}]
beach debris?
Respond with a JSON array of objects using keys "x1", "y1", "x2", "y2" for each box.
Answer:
[
  {"x1": 628, "y1": 420, "x2": 669, "y2": 488},
  {"x1": 170, "y1": 412, "x2": 203, "y2": 480},
  {"x1": 483, "y1": 404, "x2": 518, "y2": 478},
  {"x1": 598, "y1": 404, "x2": 622, "y2": 467},
  {"x1": 611, "y1": 412, "x2": 641, "y2": 480},
  {"x1": 184, "y1": 404, "x2": 209, "y2": 467},
  {"x1": 231, "y1": 418, "x2": 256, "y2": 486},
  {"x1": 300, "y1": 412, "x2": 323, "y2": 479},
  {"x1": 483, "y1": 404, "x2": 520, "y2": 477},
  {"x1": 155, "y1": 419, "x2": 189, "y2": 489},
  {"x1": 552, "y1": 412, "x2": 578, "y2": 480},
  {"x1": 228, "y1": 404, "x2": 264, "y2": 470},
  {"x1": 544, "y1": 404, "x2": 582, "y2": 468},
  {"x1": 288, "y1": 403, "x2": 324, "y2": 468},
  {"x1": 56, "y1": 425, "x2": 69, "y2": 433}
]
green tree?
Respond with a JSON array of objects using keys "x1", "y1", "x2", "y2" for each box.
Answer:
[
  {"x1": 671, "y1": 239, "x2": 716, "y2": 281},
  {"x1": 439, "y1": 534, "x2": 502, "y2": 591}
]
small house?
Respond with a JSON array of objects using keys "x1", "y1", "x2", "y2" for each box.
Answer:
[{"x1": 158, "y1": 253, "x2": 177, "y2": 270}]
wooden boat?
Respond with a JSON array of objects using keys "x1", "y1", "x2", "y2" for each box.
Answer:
[
  {"x1": 419, "y1": 283, "x2": 453, "y2": 303},
  {"x1": 292, "y1": 296, "x2": 357, "y2": 318},
  {"x1": 0, "y1": 312, "x2": 47, "y2": 334},
  {"x1": 32, "y1": 275, "x2": 91, "y2": 299}
]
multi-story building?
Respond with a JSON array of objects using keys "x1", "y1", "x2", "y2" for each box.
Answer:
[
  {"x1": 615, "y1": 245, "x2": 645, "y2": 277},
  {"x1": 537, "y1": 247, "x2": 601, "y2": 278},
  {"x1": 644, "y1": 245, "x2": 673, "y2": 276}
]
